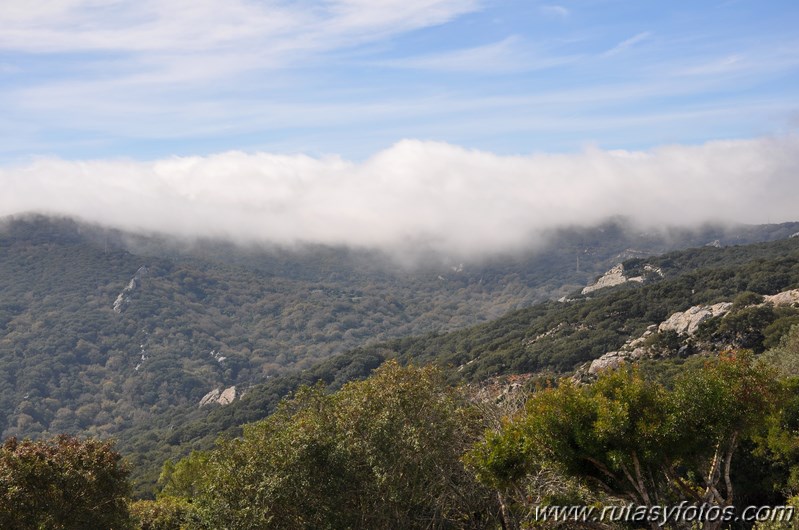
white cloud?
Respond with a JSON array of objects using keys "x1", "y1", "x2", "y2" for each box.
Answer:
[{"x1": 2, "y1": 136, "x2": 797, "y2": 257}]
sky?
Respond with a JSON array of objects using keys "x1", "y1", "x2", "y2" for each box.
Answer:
[{"x1": 2, "y1": 0, "x2": 799, "y2": 255}]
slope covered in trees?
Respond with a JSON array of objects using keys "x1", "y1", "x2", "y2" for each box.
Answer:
[
  {"x1": 123, "y1": 235, "x2": 799, "y2": 494},
  {"x1": 3, "y1": 213, "x2": 794, "y2": 450},
  {"x1": 3, "y1": 216, "x2": 799, "y2": 526},
  {"x1": 5, "y1": 340, "x2": 799, "y2": 529},
  {"x1": 142, "y1": 346, "x2": 799, "y2": 529}
]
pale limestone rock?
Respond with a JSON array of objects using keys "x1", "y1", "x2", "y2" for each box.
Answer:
[
  {"x1": 628, "y1": 332, "x2": 652, "y2": 349},
  {"x1": 199, "y1": 385, "x2": 237, "y2": 407},
  {"x1": 112, "y1": 293, "x2": 127, "y2": 313},
  {"x1": 764, "y1": 289, "x2": 799, "y2": 306},
  {"x1": 644, "y1": 264, "x2": 664, "y2": 277},
  {"x1": 112, "y1": 266, "x2": 148, "y2": 314},
  {"x1": 588, "y1": 352, "x2": 626, "y2": 375},
  {"x1": 525, "y1": 323, "x2": 566, "y2": 345},
  {"x1": 582, "y1": 264, "x2": 628, "y2": 294},
  {"x1": 199, "y1": 389, "x2": 221, "y2": 407},
  {"x1": 218, "y1": 386, "x2": 236, "y2": 405},
  {"x1": 581, "y1": 263, "x2": 662, "y2": 295},
  {"x1": 658, "y1": 302, "x2": 733, "y2": 336},
  {"x1": 578, "y1": 288, "x2": 799, "y2": 382}
]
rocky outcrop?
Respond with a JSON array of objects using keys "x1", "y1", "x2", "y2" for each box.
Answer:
[
  {"x1": 218, "y1": 386, "x2": 236, "y2": 405},
  {"x1": 582, "y1": 264, "x2": 644, "y2": 294},
  {"x1": 764, "y1": 289, "x2": 799, "y2": 306},
  {"x1": 198, "y1": 389, "x2": 221, "y2": 407},
  {"x1": 658, "y1": 302, "x2": 732, "y2": 336},
  {"x1": 585, "y1": 325, "x2": 658, "y2": 376},
  {"x1": 656, "y1": 289, "x2": 799, "y2": 338},
  {"x1": 199, "y1": 385, "x2": 237, "y2": 407},
  {"x1": 524, "y1": 323, "x2": 567, "y2": 345},
  {"x1": 578, "y1": 287, "x2": 799, "y2": 381},
  {"x1": 588, "y1": 352, "x2": 627, "y2": 375},
  {"x1": 644, "y1": 264, "x2": 664, "y2": 278},
  {"x1": 113, "y1": 266, "x2": 148, "y2": 314},
  {"x1": 134, "y1": 343, "x2": 148, "y2": 372}
]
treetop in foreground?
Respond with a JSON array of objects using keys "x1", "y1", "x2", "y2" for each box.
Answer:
[{"x1": 0, "y1": 434, "x2": 131, "y2": 529}]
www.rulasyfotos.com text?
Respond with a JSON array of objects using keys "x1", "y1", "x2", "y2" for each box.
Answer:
[{"x1": 534, "y1": 503, "x2": 795, "y2": 526}]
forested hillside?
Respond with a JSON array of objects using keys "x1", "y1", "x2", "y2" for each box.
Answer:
[
  {"x1": 1, "y1": 214, "x2": 798, "y2": 493},
  {"x1": 139, "y1": 343, "x2": 799, "y2": 529},
  {"x1": 3, "y1": 214, "x2": 799, "y2": 527},
  {"x1": 121, "y1": 234, "x2": 799, "y2": 495}
]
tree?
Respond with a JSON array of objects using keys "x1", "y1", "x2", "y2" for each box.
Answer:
[
  {"x1": 469, "y1": 352, "x2": 781, "y2": 530},
  {"x1": 130, "y1": 496, "x2": 198, "y2": 530},
  {"x1": 167, "y1": 361, "x2": 497, "y2": 529},
  {"x1": 0, "y1": 434, "x2": 131, "y2": 529},
  {"x1": 670, "y1": 352, "x2": 779, "y2": 518}
]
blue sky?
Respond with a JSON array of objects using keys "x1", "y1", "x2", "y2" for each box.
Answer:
[{"x1": 2, "y1": 0, "x2": 798, "y2": 162}]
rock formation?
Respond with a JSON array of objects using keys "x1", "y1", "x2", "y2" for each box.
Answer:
[
  {"x1": 199, "y1": 386, "x2": 237, "y2": 407},
  {"x1": 579, "y1": 287, "x2": 799, "y2": 381},
  {"x1": 113, "y1": 266, "x2": 148, "y2": 314},
  {"x1": 658, "y1": 302, "x2": 733, "y2": 336},
  {"x1": 582, "y1": 264, "x2": 644, "y2": 294},
  {"x1": 764, "y1": 289, "x2": 799, "y2": 306}
]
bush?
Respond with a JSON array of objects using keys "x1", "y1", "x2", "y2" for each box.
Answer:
[{"x1": 0, "y1": 434, "x2": 132, "y2": 529}]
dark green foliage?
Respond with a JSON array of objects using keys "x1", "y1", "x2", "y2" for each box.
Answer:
[
  {"x1": 762, "y1": 324, "x2": 799, "y2": 378},
  {"x1": 468, "y1": 353, "x2": 784, "y2": 528},
  {"x1": 758, "y1": 327, "x2": 799, "y2": 492},
  {"x1": 136, "y1": 233, "x2": 799, "y2": 497},
  {"x1": 645, "y1": 328, "x2": 682, "y2": 356},
  {"x1": 733, "y1": 291, "x2": 766, "y2": 310},
  {"x1": 2, "y1": 215, "x2": 799, "y2": 495},
  {"x1": 698, "y1": 304, "x2": 799, "y2": 354},
  {"x1": 721, "y1": 305, "x2": 777, "y2": 351},
  {"x1": 130, "y1": 497, "x2": 198, "y2": 530},
  {"x1": 0, "y1": 434, "x2": 131, "y2": 529},
  {"x1": 164, "y1": 362, "x2": 497, "y2": 529}
]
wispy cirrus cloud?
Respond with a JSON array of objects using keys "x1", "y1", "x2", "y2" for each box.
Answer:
[
  {"x1": 1, "y1": 1, "x2": 797, "y2": 161},
  {"x1": 0, "y1": 0, "x2": 481, "y2": 54},
  {"x1": 380, "y1": 36, "x2": 579, "y2": 73},
  {"x1": 602, "y1": 31, "x2": 652, "y2": 57},
  {"x1": 0, "y1": 0, "x2": 484, "y2": 99},
  {"x1": 0, "y1": 0, "x2": 485, "y2": 158},
  {"x1": 672, "y1": 44, "x2": 799, "y2": 78},
  {"x1": 540, "y1": 5, "x2": 570, "y2": 18}
]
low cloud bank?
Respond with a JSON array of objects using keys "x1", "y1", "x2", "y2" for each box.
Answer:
[{"x1": 2, "y1": 136, "x2": 797, "y2": 257}]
